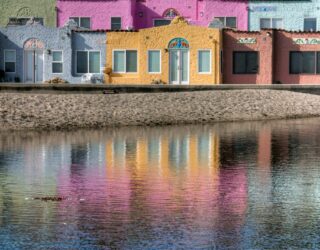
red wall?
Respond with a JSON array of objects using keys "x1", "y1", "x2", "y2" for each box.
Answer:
[
  {"x1": 274, "y1": 31, "x2": 320, "y2": 84},
  {"x1": 223, "y1": 29, "x2": 273, "y2": 84}
]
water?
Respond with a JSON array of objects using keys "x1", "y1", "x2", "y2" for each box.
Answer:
[{"x1": 1, "y1": 119, "x2": 320, "y2": 249}]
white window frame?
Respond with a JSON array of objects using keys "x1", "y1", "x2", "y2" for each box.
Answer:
[
  {"x1": 147, "y1": 50, "x2": 161, "y2": 74},
  {"x1": 52, "y1": 50, "x2": 63, "y2": 74},
  {"x1": 76, "y1": 50, "x2": 101, "y2": 74},
  {"x1": 112, "y1": 49, "x2": 138, "y2": 73},
  {"x1": 197, "y1": 49, "x2": 212, "y2": 74},
  {"x1": 111, "y1": 17, "x2": 122, "y2": 30},
  {"x1": 260, "y1": 18, "x2": 283, "y2": 29},
  {"x1": 215, "y1": 17, "x2": 237, "y2": 29},
  {"x1": 4, "y1": 49, "x2": 16, "y2": 73},
  {"x1": 69, "y1": 17, "x2": 91, "y2": 29}
]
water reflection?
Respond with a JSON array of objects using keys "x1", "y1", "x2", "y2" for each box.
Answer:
[{"x1": 0, "y1": 119, "x2": 320, "y2": 248}]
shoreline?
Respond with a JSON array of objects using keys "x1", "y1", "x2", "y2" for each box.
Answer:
[{"x1": 2, "y1": 89, "x2": 320, "y2": 131}]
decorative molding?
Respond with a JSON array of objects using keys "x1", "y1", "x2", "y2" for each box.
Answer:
[
  {"x1": 16, "y1": 7, "x2": 32, "y2": 17},
  {"x1": 24, "y1": 38, "x2": 45, "y2": 50},
  {"x1": 293, "y1": 38, "x2": 320, "y2": 45},
  {"x1": 237, "y1": 38, "x2": 257, "y2": 44},
  {"x1": 168, "y1": 37, "x2": 189, "y2": 49}
]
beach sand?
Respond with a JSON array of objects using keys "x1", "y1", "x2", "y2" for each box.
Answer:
[{"x1": 1, "y1": 89, "x2": 320, "y2": 130}]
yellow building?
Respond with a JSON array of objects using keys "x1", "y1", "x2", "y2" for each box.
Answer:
[{"x1": 105, "y1": 17, "x2": 221, "y2": 85}]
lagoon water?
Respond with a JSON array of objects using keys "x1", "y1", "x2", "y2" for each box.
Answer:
[{"x1": 1, "y1": 119, "x2": 320, "y2": 249}]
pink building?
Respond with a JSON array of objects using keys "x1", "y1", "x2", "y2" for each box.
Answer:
[{"x1": 57, "y1": 0, "x2": 248, "y2": 30}]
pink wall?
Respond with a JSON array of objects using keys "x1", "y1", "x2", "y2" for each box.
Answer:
[
  {"x1": 57, "y1": 0, "x2": 134, "y2": 29},
  {"x1": 223, "y1": 29, "x2": 273, "y2": 84},
  {"x1": 57, "y1": 0, "x2": 248, "y2": 30}
]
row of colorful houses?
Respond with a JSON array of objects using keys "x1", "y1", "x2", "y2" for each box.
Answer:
[
  {"x1": 1, "y1": 0, "x2": 320, "y2": 32},
  {"x1": 4, "y1": 17, "x2": 320, "y2": 85}
]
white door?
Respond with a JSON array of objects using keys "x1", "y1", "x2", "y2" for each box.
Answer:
[
  {"x1": 169, "y1": 50, "x2": 189, "y2": 85},
  {"x1": 24, "y1": 50, "x2": 44, "y2": 83}
]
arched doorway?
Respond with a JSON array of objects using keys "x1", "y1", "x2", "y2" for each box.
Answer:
[
  {"x1": 23, "y1": 38, "x2": 45, "y2": 83},
  {"x1": 168, "y1": 38, "x2": 189, "y2": 85}
]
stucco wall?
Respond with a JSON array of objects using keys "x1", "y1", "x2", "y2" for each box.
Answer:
[
  {"x1": 57, "y1": 0, "x2": 248, "y2": 30},
  {"x1": 249, "y1": 1, "x2": 317, "y2": 31},
  {"x1": 223, "y1": 29, "x2": 273, "y2": 84},
  {"x1": 57, "y1": 0, "x2": 134, "y2": 29},
  {"x1": 0, "y1": 0, "x2": 56, "y2": 27},
  {"x1": 274, "y1": 31, "x2": 320, "y2": 84},
  {"x1": 106, "y1": 20, "x2": 221, "y2": 85},
  {"x1": 0, "y1": 24, "x2": 106, "y2": 83}
]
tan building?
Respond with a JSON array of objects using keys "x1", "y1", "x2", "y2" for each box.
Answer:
[{"x1": 105, "y1": 17, "x2": 222, "y2": 85}]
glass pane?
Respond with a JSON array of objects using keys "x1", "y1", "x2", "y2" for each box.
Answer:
[
  {"x1": 272, "y1": 18, "x2": 283, "y2": 29},
  {"x1": 111, "y1": 17, "x2": 122, "y2": 30},
  {"x1": 181, "y1": 51, "x2": 188, "y2": 82},
  {"x1": 52, "y1": 63, "x2": 63, "y2": 73},
  {"x1": 126, "y1": 50, "x2": 137, "y2": 73},
  {"x1": 304, "y1": 18, "x2": 317, "y2": 31},
  {"x1": 199, "y1": 51, "x2": 210, "y2": 73},
  {"x1": 114, "y1": 51, "x2": 125, "y2": 72},
  {"x1": 317, "y1": 52, "x2": 320, "y2": 74},
  {"x1": 52, "y1": 51, "x2": 62, "y2": 62},
  {"x1": 260, "y1": 18, "x2": 271, "y2": 29},
  {"x1": 154, "y1": 19, "x2": 171, "y2": 27},
  {"x1": 233, "y1": 52, "x2": 246, "y2": 74},
  {"x1": 302, "y1": 52, "x2": 315, "y2": 74},
  {"x1": 148, "y1": 51, "x2": 160, "y2": 73},
  {"x1": 70, "y1": 17, "x2": 80, "y2": 26},
  {"x1": 226, "y1": 17, "x2": 237, "y2": 28},
  {"x1": 5, "y1": 51, "x2": 15, "y2": 62},
  {"x1": 170, "y1": 51, "x2": 178, "y2": 82},
  {"x1": 246, "y1": 52, "x2": 258, "y2": 73},
  {"x1": 80, "y1": 18, "x2": 91, "y2": 29},
  {"x1": 5, "y1": 62, "x2": 15, "y2": 72},
  {"x1": 290, "y1": 52, "x2": 301, "y2": 74},
  {"x1": 216, "y1": 17, "x2": 225, "y2": 26},
  {"x1": 89, "y1": 51, "x2": 100, "y2": 73},
  {"x1": 77, "y1": 51, "x2": 88, "y2": 73}
]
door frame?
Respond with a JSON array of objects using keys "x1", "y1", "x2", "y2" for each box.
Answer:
[
  {"x1": 169, "y1": 49, "x2": 189, "y2": 85},
  {"x1": 23, "y1": 49, "x2": 44, "y2": 83}
]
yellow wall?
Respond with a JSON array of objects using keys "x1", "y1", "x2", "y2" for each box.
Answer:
[{"x1": 105, "y1": 17, "x2": 221, "y2": 85}]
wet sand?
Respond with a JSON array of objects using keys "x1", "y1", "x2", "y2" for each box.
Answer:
[{"x1": 1, "y1": 89, "x2": 320, "y2": 130}]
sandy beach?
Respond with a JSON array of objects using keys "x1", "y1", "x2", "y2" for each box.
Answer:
[{"x1": 1, "y1": 89, "x2": 320, "y2": 130}]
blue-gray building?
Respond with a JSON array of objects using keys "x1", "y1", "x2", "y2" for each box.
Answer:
[
  {"x1": 0, "y1": 19, "x2": 106, "y2": 83},
  {"x1": 249, "y1": 0, "x2": 319, "y2": 31}
]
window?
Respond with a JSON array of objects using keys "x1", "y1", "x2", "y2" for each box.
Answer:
[
  {"x1": 113, "y1": 50, "x2": 138, "y2": 73},
  {"x1": 70, "y1": 17, "x2": 91, "y2": 29},
  {"x1": 52, "y1": 51, "x2": 63, "y2": 74},
  {"x1": 233, "y1": 52, "x2": 259, "y2": 74},
  {"x1": 154, "y1": 19, "x2": 171, "y2": 27},
  {"x1": 111, "y1": 17, "x2": 122, "y2": 30},
  {"x1": 260, "y1": 18, "x2": 283, "y2": 29},
  {"x1": 215, "y1": 17, "x2": 237, "y2": 29},
  {"x1": 76, "y1": 51, "x2": 100, "y2": 74},
  {"x1": 148, "y1": 50, "x2": 161, "y2": 73},
  {"x1": 4, "y1": 50, "x2": 16, "y2": 73},
  {"x1": 8, "y1": 17, "x2": 44, "y2": 26},
  {"x1": 290, "y1": 51, "x2": 320, "y2": 74},
  {"x1": 198, "y1": 50, "x2": 211, "y2": 73},
  {"x1": 304, "y1": 18, "x2": 317, "y2": 31}
]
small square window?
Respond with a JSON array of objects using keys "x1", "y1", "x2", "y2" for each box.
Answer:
[
  {"x1": 304, "y1": 18, "x2": 317, "y2": 31},
  {"x1": 111, "y1": 17, "x2": 122, "y2": 30}
]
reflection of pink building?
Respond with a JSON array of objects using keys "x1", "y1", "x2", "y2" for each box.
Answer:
[{"x1": 57, "y1": 0, "x2": 248, "y2": 30}]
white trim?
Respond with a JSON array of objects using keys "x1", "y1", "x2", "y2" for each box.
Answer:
[
  {"x1": 147, "y1": 50, "x2": 161, "y2": 74},
  {"x1": 69, "y1": 17, "x2": 91, "y2": 29},
  {"x1": 52, "y1": 50, "x2": 63, "y2": 74},
  {"x1": 75, "y1": 50, "x2": 101, "y2": 74},
  {"x1": 4, "y1": 49, "x2": 16, "y2": 73},
  {"x1": 260, "y1": 17, "x2": 283, "y2": 29},
  {"x1": 112, "y1": 49, "x2": 138, "y2": 73},
  {"x1": 111, "y1": 16, "x2": 122, "y2": 30},
  {"x1": 197, "y1": 49, "x2": 212, "y2": 74}
]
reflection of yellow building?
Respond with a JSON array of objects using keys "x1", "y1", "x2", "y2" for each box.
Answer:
[{"x1": 105, "y1": 17, "x2": 221, "y2": 85}]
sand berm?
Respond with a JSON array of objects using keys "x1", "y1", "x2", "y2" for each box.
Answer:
[{"x1": 1, "y1": 89, "x2": 320, "y2": 130}]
